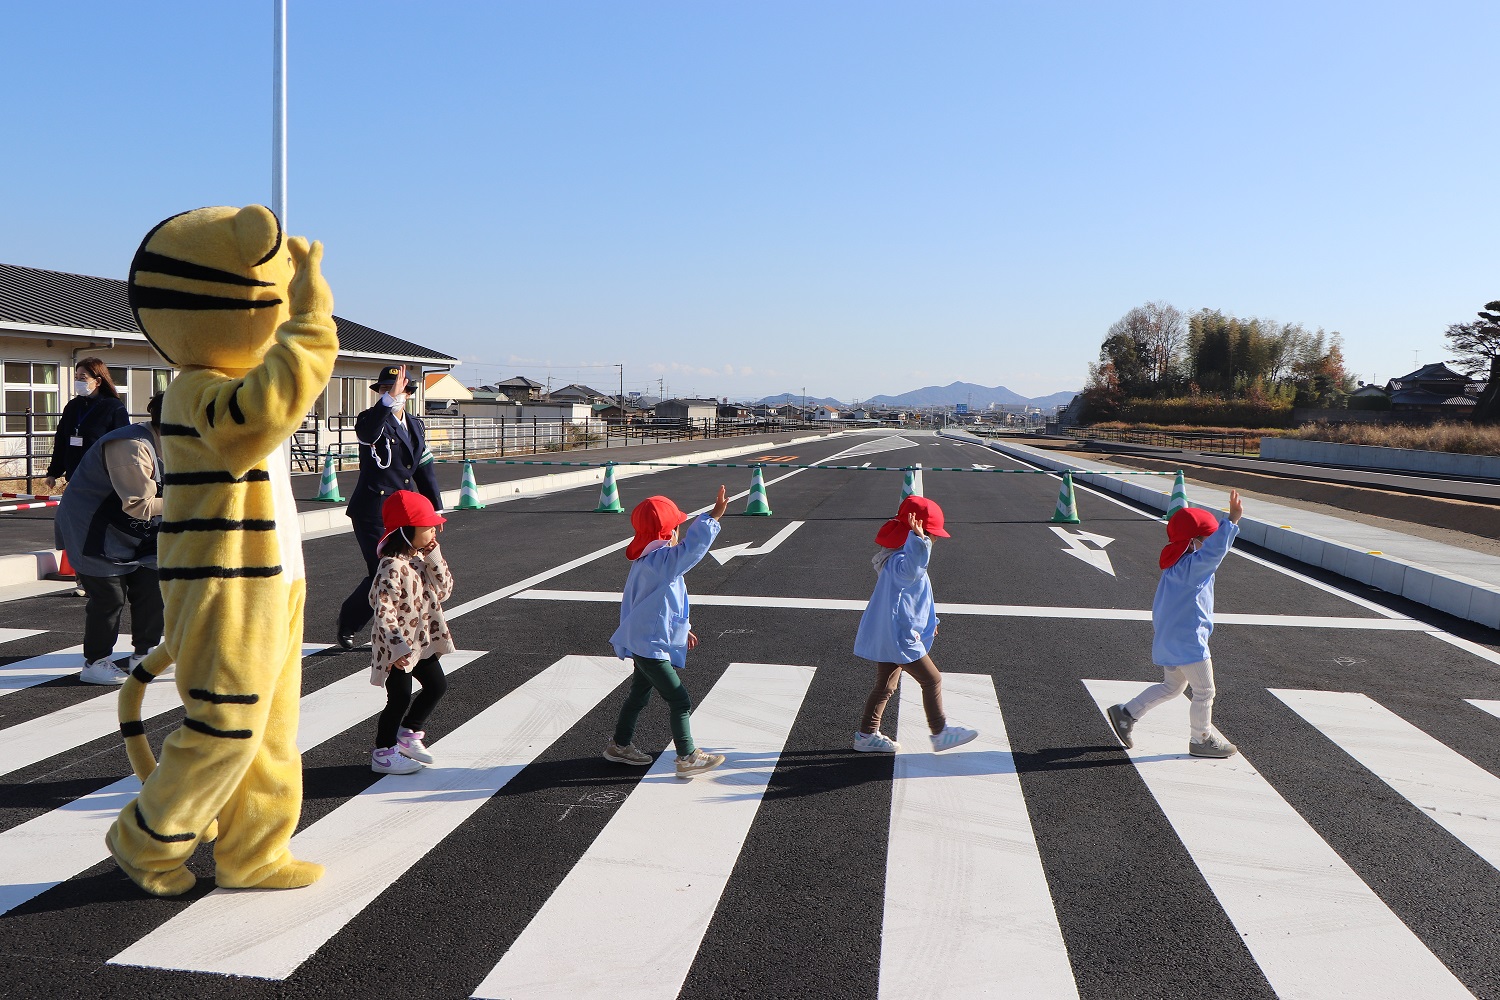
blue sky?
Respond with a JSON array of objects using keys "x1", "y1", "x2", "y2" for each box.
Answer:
[{"x1": 5, "y1": 2, "x2": 1498, "y2": 401}]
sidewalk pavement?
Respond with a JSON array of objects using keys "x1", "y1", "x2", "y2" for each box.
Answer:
[
  {"x1": 0, "y1": 429, "x2": 845, "y2": 601},
  {"x1": 946, "y1": 430, "x2": 1500, "y2": 633}
]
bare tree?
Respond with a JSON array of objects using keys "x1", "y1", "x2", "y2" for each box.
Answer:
[
  {"x1": 1106, "y1": 301, "x2": 1186, "y2": 391},
  {"x1": 1445, "y1": 300, "x2": 1500, "y2": 423}
]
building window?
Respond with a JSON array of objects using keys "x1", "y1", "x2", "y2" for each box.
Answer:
[
  {"x1": 125, "y1": 367, "x2": 175, "y2": 415},
  {"x1": 3, "y1": 361, "x2": 61, "y2": 433}
]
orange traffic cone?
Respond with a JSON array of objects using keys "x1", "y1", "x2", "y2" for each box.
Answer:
[{"x1": 55, "y1": 549, "x2": 76, "y2": 580}]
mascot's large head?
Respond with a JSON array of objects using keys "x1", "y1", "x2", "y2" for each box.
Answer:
[{"x1": 128, "y1": 205, "x2": 295, "y2": 371}]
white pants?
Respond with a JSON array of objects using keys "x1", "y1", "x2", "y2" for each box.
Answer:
[{"x1": 1124, "y1": 658, "x2": 1216, "y2": 741}]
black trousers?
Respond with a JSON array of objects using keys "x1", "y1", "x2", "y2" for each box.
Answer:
[
  {"x1": 77, "y1": 567, "x2": 164, "y2": 663},
  {"x1": 336, "y1": 511, "x2": 385, "y2": 638},
  {"x1": 376, "y1": 656, "x2": 447, "y2": 749}
]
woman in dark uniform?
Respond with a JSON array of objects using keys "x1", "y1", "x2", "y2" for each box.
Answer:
[{"x1": 46, "y1": 357, "x2": 129, "y2": 489}]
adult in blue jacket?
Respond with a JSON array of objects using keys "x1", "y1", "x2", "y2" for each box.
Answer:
[{"x1": 336, "y1": 364, "x2": 443, "y2": 648}]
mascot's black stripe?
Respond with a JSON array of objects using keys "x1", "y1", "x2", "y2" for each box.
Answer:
[
  {"x1": 183, "y1": 718, "x2": 254, "y2": 740},
  {"x1": 161, "y1": 518, "x2": 277, "y2": 533},
  {"x1": 160, "y1": 565, "x2": 283, "y2": 580},
  {"x1": 120, "y1": 720, "x2": 147, "y2": 738},
  {"x1": 159, "y1": 423, "x2": 200, "y2": 437},
  {"x1": 130, "y1": 665, "x2": 155, "y2": 684},
  {"x1": 228, "y1": 386, "x2": 246, "y2": 425},
  {"x1": 133, "y1": 250, "x2": 275, "y2": 288},
  {"x1": 253, "y1": 208, "x2": 284, "y2": 266},
  {"x1": 134, "y1": 804, "x2": 196, "y2": 844},
  {"x1": 163, "y1": 470, "x2": 272, "y2": 485},
  {"x1": 131, "y1": 286, "x2": 283, "y2": 312},
  {"x1": 189, "y1": 688, "x2": 261, "y2": 705}
]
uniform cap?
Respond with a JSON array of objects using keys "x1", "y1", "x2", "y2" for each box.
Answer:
[
  {"x1": 874, "y1": 495, "x2": 950, "y2": 549},
  {"x1": 1159, "y1": 507, "x2": 1221, "y2": 570},
  {"x1": 626, "y1": 496, "x2": 692, "y2": 560}
]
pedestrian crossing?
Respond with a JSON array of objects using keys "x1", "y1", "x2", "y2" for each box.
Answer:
[{"x1": 3, "y1": 627, "x2": 1500, "y2": 997}]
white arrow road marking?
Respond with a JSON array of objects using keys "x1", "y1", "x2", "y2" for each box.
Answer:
[
  {"x1": 710, "y1": 520, "x2": 806, "y2": 565},
  {"x1": 971, "y1": 463, "x2": 994, "y2": 470},
  {"x1": 1049, "y1": 526, "x2": 1116, "y2": 577}
]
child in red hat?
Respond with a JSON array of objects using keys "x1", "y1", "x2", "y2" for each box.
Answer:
[
  {"x1": 605, "y1": 485, "x2": 729, "y2": 779},
  {"x1": 852, "y1": 495, "x2": 978, "y2": 754},
  {"x1": 368, "y1": 490, "x2": 454, "y2": 774},
  {"x1": 1107, "y1": 490, "x2": 1244, "y2": 758}
]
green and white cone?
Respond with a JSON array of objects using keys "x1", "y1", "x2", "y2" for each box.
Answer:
[
  {"x1": 456, "y1": 460, "x2": 486, "y2": 510},
  {"x1": 1049, "y1": 471, "x2": 1081, "y2": 524},
  {"x1": 312, "y1": 450, "x2": 344, "y2": 502},
  {"x1": 593, "y1": 463, "x2": 625, "y2": 513},
  {"x1": 742, "y1": 465, "x2": 773, "y2": 516},
  {"x1": 901, "y1": 464, "x2": 924, "y2": 498},
  {"x1": 1165, "y1": 470, "x2": 1189, "y2": 520}
]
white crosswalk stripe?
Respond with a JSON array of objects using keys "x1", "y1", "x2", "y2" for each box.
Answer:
[
  {"x1": 882, "y1": 674, "x2": 1077, "y2": 999},
  {"x1": 471, "y1": 662, "x2": 816, "y2": 1000},
  {"x1": 112, "y1": 654, "x2": 630, "y2": 979},
  {"x1": 0, "y1": 628, "x2": 45, "y2": 647},
  {"x1": 1084, "y1": 679, "x2": 1476, "y2": 1000}
]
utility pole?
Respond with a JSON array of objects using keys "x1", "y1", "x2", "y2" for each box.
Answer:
[
  {"x1": 616, "y1": 363, "x2": 623, "y2": 406},
  {"x1": 271, "y1": 0, "x2": 288, "y2": 229}
]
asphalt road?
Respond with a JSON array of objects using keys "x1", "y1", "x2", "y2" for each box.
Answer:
[{"x1": 3, "y1": 430, "x2": 1500, "y2": 999}]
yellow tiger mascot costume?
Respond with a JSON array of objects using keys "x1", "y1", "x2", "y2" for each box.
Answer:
[{"x1": 108, "y1": 205, "x2": 337, "y2": 897}]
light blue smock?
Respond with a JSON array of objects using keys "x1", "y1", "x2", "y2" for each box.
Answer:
[
  {"x1": 610, "y1": 514, "x2": 721, "y2": 668},
  {"x1": 854, "y1": 532, "x2": 938, "y2": 665},
  {"x1": 1151, "y1": 517, "x2": 1240, "y2": 666}
]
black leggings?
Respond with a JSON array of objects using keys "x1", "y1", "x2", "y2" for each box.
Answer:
[{"x1": 376, "y1": 656, "x2": 447, "y2": 749}]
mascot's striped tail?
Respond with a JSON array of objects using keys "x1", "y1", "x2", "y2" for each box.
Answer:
[{"x1": 118, "y1": 646, "x2": 219, "y2": 843}]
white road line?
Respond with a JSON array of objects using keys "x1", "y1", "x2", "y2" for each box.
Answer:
[
  {"x1": 111, "y1": 654, "x2": 627, "y2": 980},
  {"x1": 881, "y1": 674, "x2": 1077, "y2": 1000},
  {"x1": 1083, "y1": 680, "x2": 1474, "y2": 1000},
  {"x1": 0, "y1": 636, "x2": 133, "y2": 697},
  {"x1": 1431, "y1": 632, "x2": 1500, "y2": 667},
  {"x1": 446, "y1": 440, "x2": 869, "y2": 621},
  {"x1": 0, "y1": 645, "x2": 321, "y2": 779},
  {"x1": 1467, "y1": 699, "x2": 1500, "y2": 720},
  {"x1": 0, "y1": 649, "x2": 485, "y2": 918},
  {"x1": 471, "y1": 662, "x2": 816, "y2": 1000},
  {"x1": 1273, "y1": 689, "x2": 1500, "y2": 872},
  {"x1": 0, "y1": 628, "x2": 44, "y2": 646},
  {"x1": 511, "y1": 589, "x2": 1428, "y2": 630}
]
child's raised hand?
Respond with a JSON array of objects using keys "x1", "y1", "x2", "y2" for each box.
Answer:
[
  {"x1": 908, "y1": 512, "x2": 927, "y2": 539},
  {"x1": 711, "y1": 485, "x2": 728, "y2": 520},
  {"x1": 1228, "y1": 489, "x2": 1243, "y2": 524}
]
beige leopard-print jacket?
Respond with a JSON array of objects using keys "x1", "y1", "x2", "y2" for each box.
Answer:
[{"x1": 368, "y1": 544, "x2": 455, "y2": 686}]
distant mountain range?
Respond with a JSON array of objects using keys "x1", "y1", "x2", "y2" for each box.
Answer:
[{"x1": 756, "y1": 381, "x2": 1078, "y2": 410}]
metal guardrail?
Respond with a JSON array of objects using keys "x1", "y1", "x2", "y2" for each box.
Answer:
[{"x1": 1066, "y1": 427, "x2": 1256, "y2": 455}]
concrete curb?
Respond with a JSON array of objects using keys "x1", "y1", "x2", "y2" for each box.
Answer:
[
  {"x1": 942, "y1": 429, "x2": 1500, "y2": 631},
  {"x1": 8, "y1": 432, "x2": 848, "y2": 590}
]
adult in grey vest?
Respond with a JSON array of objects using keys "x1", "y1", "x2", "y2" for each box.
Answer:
[{"x1": 56, "y1": 394, "x2": 166, "y2": 685}]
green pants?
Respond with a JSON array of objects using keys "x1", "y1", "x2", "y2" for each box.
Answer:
[{"x1": 614, "y1": 656, "x2": 695, "y2": 757}]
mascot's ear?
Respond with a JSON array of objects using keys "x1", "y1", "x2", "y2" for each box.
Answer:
[{"x1": 232, "y1": 205, "x2": 284, "y2": 268}]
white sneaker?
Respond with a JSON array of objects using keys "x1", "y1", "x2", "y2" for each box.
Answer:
[
  {"x1": 853, "y1": 730, "x2": 900, "y2": 753},
  {"x1": 930, "y1": 724, "x2": 979, "y2": 752},
  {"x1": 371, "y1": 746, "x2": 424, "y2": 774},
  {"x1": 79, "y1": 658, "x2": 128, "y2": 685},
  {"x1": 128, "y1": 648, "x2": 155, "y2": 672},
  {"x1": 397, "y1": 727, "x2": 435, "y2": 764}
]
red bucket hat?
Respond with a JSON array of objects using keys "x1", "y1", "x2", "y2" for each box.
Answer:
[
  {"x1": 874, "y1": 495, "x2": 951, "y2": 549},
  {"x1": 378, "y1": 490, "x2": 447, "y2": 555},
  {"x1": 627, "y1": 496, "x2": 692, "y2": 560},
  {"x1": 1159, "y1": 507, "x2": 1220, "y2": 570}
]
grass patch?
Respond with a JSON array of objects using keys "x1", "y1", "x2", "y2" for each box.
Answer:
[{"x1": 1288, "y1": 421, "x2": 1500, "y2": 455}]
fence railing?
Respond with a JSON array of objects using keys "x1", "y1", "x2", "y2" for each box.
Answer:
[
  {"x1": 1066, "y1": 427, "x2": 1257, "y2": 455},
  {"x1": 2, "y1": 410, "x2": 822, "y2": 490}
]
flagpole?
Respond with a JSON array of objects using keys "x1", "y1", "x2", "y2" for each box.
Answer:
[{"x1": 272, "y1": 0, "x2": 288, "y2": 229}]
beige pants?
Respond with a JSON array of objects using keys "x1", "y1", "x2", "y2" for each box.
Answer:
[{"x1": 1125, "y1": 658, "x2": 1217, "y2": 741}]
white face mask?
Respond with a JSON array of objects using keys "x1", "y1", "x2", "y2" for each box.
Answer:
[{"x1": 74, "y1": 379, "x2": 92, "y2": 396}]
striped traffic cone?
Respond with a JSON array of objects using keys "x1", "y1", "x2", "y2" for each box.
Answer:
[
  {"x1": 1165, "y1": 470, "x2": 1189, "y2": 520},
  {"x1": 742, "y1": 466, "x2": 773, "y2": 516},
  {"x1": 1049, "y1": 471, "x2": 1081, "y2": 524},
  {"x1": 901, "y1": 464, "x2": 924, "y2": 499},
  {"x1": 593, "y1": 463, "x2": 624, "y2": 513},
  {"x1": 456, "y1": 460, "x2": 486, "y2": 510},
  {"x1": 311, "y1": 450, "x2": 344, "y2": 502}
]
